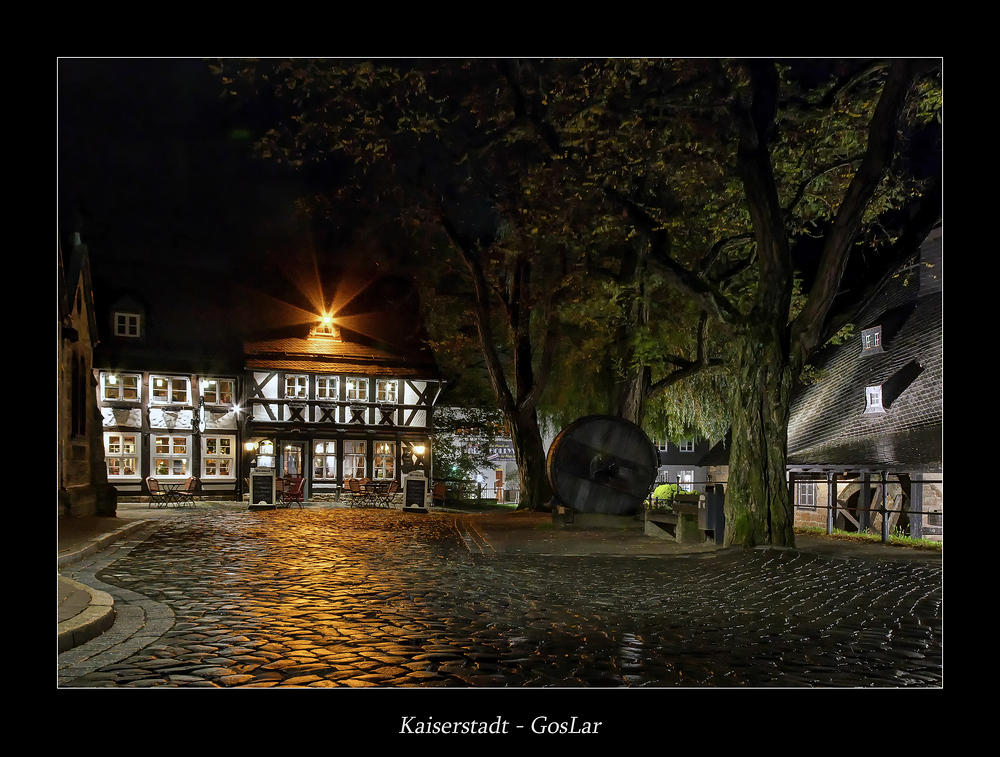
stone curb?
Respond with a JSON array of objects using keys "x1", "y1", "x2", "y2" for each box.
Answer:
[
  {"x1": 58, "y1": 576, "x2": 115, "y2": 653},
  {"x1": 58, "y1": 520, "x2": 151, "y2": 569},
  {"x1": 58, "y1": 519, "x2": 153, "y2": 654}
]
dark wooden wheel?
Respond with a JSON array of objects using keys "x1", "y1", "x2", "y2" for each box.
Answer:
[{"x1": 546, "y1": 415, "x2": 659, "y2": 515}]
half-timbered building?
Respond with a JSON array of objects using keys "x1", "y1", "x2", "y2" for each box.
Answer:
[
  {"x1": 91, "y1": 258, "x2": 247, "y2": 501},
  {"x1": 243, "y1": 319, "x2": 443, "y2": 501}
]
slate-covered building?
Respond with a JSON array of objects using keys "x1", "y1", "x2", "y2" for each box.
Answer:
[
  {"x1": 653, "y1": 436, "x2": 714, "y2": 493},
  {"x1": 785, "y1": 226, "x2": 943, "y2": 539}
]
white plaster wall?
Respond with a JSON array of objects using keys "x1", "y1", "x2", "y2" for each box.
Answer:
[{"x1": 102, "y1": 406, "x2": 142, "y2": 428}]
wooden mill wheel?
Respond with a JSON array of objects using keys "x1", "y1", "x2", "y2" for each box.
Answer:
[{"x1": 546, "y1": 415, "x2": 659, "y2": 515}]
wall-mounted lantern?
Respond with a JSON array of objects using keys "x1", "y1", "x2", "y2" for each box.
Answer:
[{"x1": 411, "y1": 443, "x2": 427, "y2": 469}]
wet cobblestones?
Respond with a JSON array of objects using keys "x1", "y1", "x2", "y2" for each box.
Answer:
[{"x1": 58, "y1": 508, "x2": 942, "y2": 688}]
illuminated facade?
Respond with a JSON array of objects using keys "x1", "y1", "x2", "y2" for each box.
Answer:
[{"x1": 243, "y1": 321, "x2": 442, "y2": 501}]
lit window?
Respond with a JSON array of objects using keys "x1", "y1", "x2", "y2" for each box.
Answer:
[
  {"x1": 102, "y1": 372, "x2": 140, "y2": 402},
  {"x1": 374, "y1": 441, "x2": 396, "y2": 480},
  {"x1": 313, "y1": 315, "x2": 339, "y2": 337},
  {"x1": 150, "y1": 375, "x2": 190, "y2": 404},
  {"x1": 105, "y1": 433, "x2": 140, "y2": 478},
  {"x1": 344, "y1": 440, "x2": 366, "y2": 479},
  {"x1": 346, "y1": 378, "x2": 368, "y2": 402},
  {"x1": 316, "y1": 376, "x2": 339, "y2": 400},
  {"x1": 203, "y1": 378, "x2": 235, "y2": 405},
  {"x1": 796, "y1": 482, "x2": 817, "y2": 509},
  {"x1": 678, "y1": 470, "x2": 694, "y2": 492},
  {"x1": 313, "y1": 440, "x2": 337, "y2": 480},
  {"x1": 864, "y1": 385, "x2": 885, "y2": 414},
  {"x1": 202, "y1": 435, "x2": 235, "y2": 478},
  {"x1": 376, "y1": 379, "x2": 398, "y2": 403},
  {"x1": 285, "y1": 375, "x2": 308, "y2": 399},
  {"x1": 114, "y1": 311, "x2": 141, "y2": 338},
  {"x1": 153, "y1": 435, "x2": 190, "y2": 477},
  {"x1": 861, "y1": 326, "x2": 883, "y2": 355}
]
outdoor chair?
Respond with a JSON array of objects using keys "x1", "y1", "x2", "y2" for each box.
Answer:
[
  {"x1": 348, "y1": 478, "x2": 365, "y2": 507},
  {"x1": 173, "y1": 476, "x2": 200, "y2": 506},
  {"x1": 385, "y1": 479, "x2": 400, "y2": 507},
  {"x1": 432, "y1": 482, "x2": 446, "y2": 507},
  {"x1": 279, "y1": 477, "x2": 305, "y2": 508},
  {"x1": 146, "y1": 477, "x2": 170, "y2": 507}
]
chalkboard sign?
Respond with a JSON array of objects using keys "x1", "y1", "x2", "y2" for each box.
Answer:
[
  {"x1": 251, "y1": 472, "x2": 275, "y2": 505},
  {"x1": 404, "y1": 477, "x2": 427, "y2": 509}
]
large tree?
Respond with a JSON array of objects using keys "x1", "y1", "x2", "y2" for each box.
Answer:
[
  {"x1": 504, "y1": 58, "x2": 941, "y2": 546},
  {"x1": 216, "y1": 58, "x2": 941, "y2": 540}
]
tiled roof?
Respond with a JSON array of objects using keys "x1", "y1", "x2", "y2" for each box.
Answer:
[
  {"x1": 244, "y1": 335, "x2": 440, "y2": 379},
  {"x1": 786, "y1": 228, "x2": 942, "y2": 472}
]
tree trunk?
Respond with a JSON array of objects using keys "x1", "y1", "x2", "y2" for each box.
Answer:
[
  {"x1": 611, "y1": 364, "x2": 649, "y2": 427},
  {"x1": 724, "y1": 324, "x2": 796, "y2": 548},
  {"x1": 509, "y1": 406, "x2": 551, "y2": 510}
]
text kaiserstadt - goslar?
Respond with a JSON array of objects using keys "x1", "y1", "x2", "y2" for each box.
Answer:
[{"x1": 399, "y1": 716, "x2": 603, "y2": 735}]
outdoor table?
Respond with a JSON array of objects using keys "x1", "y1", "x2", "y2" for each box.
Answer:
[
  {"x1": 159, "y1": 482, "x2": 184, "y2": 504},
  {"x1": 363, "y1": 481, "x2": 391, "y2": 508}
]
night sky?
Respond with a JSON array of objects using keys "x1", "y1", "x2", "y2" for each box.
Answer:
[
  {"x1": 58, "y1": 58, "x2": 422, "y2": 348},
  {"x1": 58, "y1": 58, "x2": 304, "y2": 269}
]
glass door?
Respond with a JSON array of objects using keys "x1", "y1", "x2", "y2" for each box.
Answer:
[{"x1": 280, "y1": 441, "x2": 307, "y2": 479}]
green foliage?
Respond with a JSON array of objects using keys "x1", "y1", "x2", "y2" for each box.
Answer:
[
  {"x1": 431, "y1": 406, "x2": 506, "y2": 482},
  {"x1": 652, "y1": 483, "x2": 679, "y2": 502}
]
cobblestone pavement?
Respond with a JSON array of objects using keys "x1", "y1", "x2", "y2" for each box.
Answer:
[{"x1": 57, "y1": 508, "x2": 942, "y2": 688}]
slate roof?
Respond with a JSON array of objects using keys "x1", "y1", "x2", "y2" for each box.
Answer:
[{"x1": 785, "y1": 227, "x2": 942, "y2": 472}]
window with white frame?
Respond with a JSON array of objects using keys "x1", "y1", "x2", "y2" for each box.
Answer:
[
  {"x1": 861, "y1": 326, "x2": 883, "y2": 355},
  {"x1": 678, "y1": 470, "x2": 694, "y2": 492},
  {"x1": 376, "y1": 379, "x2": 398, "y2": 403},
  {"x1": 202, "y1": 435, "x2": 235, "y2": 478},
  {"x1": 678, "y1": 439, "x2": 695, "y2": 452},
  {"x1": 313, "y1": 440, "x2": 338, "y2": 480},
  {"x1": 316, "y1": 376, "x2": 339, "y2": 401},
  {"x1": 864, "y1": 385, "x2": 885, "y2": 414},
  {"x1": 285, "y1": 374, "x2": 309, "y2": 399},
  {"x1": 373, "y1": 441, "x2": 396, "y2": 480},
  {"x1": 114, "y1": 311, "x2": 141, "y2": 338},
  {"x1": 344, "y1": 440, "x2": 366, "y2": 479},
  {"x1": 102, "y1": 372, "x2": 140, "y2": 402},
  {"x1": 796, "y1": 481, "x2": 817, "y2": 509},
  {"x1": 105, "y1": 432, "x2": 140, "y2": 478},
  {"x1": 202, "y1": 378, "x2": 235, "y2": 405},
  {"x1": 150, "y1": 375, "x2": 190, "y2": 404},
  {"x1": 153, "y1": 434, "x2": 190, "y2": 477},
  {"x1": 657, "y1": 439, "x2": 668, "y2": 451},
  {"x1": 346, "y1": 377, "x2": 368, "y2": 402}
]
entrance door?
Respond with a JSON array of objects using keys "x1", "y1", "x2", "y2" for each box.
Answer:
[{"x1": 279, "y1": 441, "x2": 307, "y2": 491}]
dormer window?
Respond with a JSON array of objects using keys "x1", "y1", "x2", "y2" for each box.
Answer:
[
  {"x1": 114, "y1": 311, "x2": 141, "y2": 338},
  {"x1": 678, "y1": 439, "x2": 695, "y2": 452},
  {"x1": 864, "y1": 385, "x2": 885, "y2": 415},
  {"x1": 861, "y1": 326, "x2": 883, "y2": 355},
  {"x1": 312, "y1": 315, "x2": 341, "y2": 339}
]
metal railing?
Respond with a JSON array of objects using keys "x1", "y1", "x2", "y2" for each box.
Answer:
[
  {"x1": 432, "y1": 479, "x2": 520, "y2": 505},
  {"x1": 644, "y1": 477, "x2": 943, "y2": 543}
]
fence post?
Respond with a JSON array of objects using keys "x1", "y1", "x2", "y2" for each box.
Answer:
[
  {"x1": 826, "y1": 471, "x2": 836, "y2": 535},
  {"x1": 880, "y1": 470, "x2": 890, "y2": 543}
]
